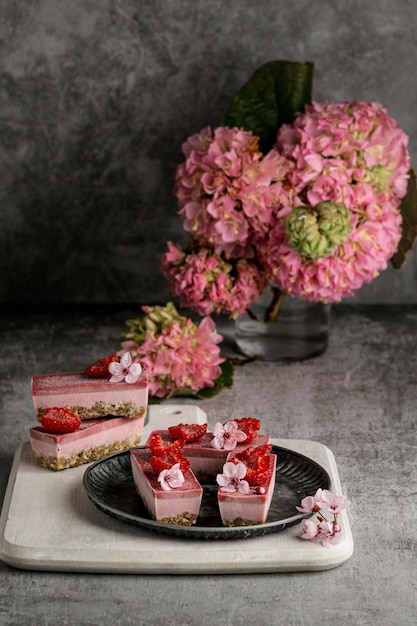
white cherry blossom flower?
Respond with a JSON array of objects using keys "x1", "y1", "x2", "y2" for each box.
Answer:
[
  {"x1": 319, "y1": 489, "x2": 351, "y2": 513},
  {"x1": 108, "y1": 351, "x2": 142, "y2": 384},
  {"x1": 158, "y1": 463, "x2": 185, "y2": 491},
  {"x1": 216, "y1": 461, "x2": 250, "y2": 494},
  {"x1": 296, "y1": 488, "x2": 350, "y2": 547},
  {"x1": 210, "y1": 420, "x2": 247, "y2": 451}
]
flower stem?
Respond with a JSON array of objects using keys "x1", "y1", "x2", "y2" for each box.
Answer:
[{"x1": 264, "y1": 287, "x2": 286, "y2": 323}]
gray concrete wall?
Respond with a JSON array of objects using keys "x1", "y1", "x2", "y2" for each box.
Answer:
[{"x1": 2, "y1": 0, "x2": 417, "y2": 304}]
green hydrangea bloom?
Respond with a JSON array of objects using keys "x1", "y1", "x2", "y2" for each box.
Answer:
[
  {"x1": 285, "y1": 201, "x2": 353, "y2": 258},
  {"x1": 122, "y1": 302, "x2": 185, "y2": 345}
]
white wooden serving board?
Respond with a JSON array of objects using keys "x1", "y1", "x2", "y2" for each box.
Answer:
[{"x1": 0, "y1": 405, "x2": 353, "y2": 574}]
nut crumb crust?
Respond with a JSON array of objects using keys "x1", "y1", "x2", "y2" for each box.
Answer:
[{"x1": 37, "y1": 402, "x2": 146, "y2": 421}]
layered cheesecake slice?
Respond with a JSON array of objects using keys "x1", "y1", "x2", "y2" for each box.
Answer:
[
  {"x1": 30, "y1": 415, "x2": 145, "y2": 471},
  {"x1": 32, "y1": 370, "x2": 148, "y2": 421},
  {"x1": 130, "y1": 448, "x2": 203, "y2": 525},
  {"x1": 216, "y1": 448, "x2": 277, "y2": 527}
]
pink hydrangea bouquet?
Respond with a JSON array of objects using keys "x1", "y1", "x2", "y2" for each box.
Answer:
[
  {"x1": 162, "y1": 60, "x2": 417, "y2": 318},
  {"x1": 124, "y1": 61, "x2": 417, "y2": 398}
]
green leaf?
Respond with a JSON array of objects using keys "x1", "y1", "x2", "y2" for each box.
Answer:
[
  {"x1": 223, "y1": 60, "x2": 314, "y2": 153},
  {"x1": 193, "y1": 359, "x2": 234, "y2": 399},
  {"x1": 391, "y1": 168, "x2": 417, "y2": 269},
  {"x1": 148, "y1": 359, "x2": 235, "y2": 404}
]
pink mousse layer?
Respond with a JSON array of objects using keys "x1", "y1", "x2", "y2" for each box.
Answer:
[
  {"x1": 130, "y1": 448, "x2": 203, "y2": 524},
  {"x1": 31, "y1": 371, "x2": 148, "y2": 418},
  {"x1": 217, "y1": 454, "x2": 277, "y2": 526},
  {"x1": 145, "y1": 430, "x2": 271, "y2": 480},
  {"x1": 30, "y1": 416, "x2": 145, "y2": 460}
]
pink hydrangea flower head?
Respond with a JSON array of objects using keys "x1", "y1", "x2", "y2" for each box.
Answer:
[
  {"x1": 161, "y1": 242, "x2": 269, "y2": 318},
  {"x1": 264, "y1": 193, "x2": 404, "y2": 302},
  {"x1": 108, "y1": 352, "x2": 142, "y2": 384},
  {"x1": 216, "y1": 461, "x2": 250, "y2": 494},
  {"x1": 120, "y1": 304, "x2": 224, "y2": 399},
  {"x1": 267, "y1": 100, "x2": 411, "y2": 302},
  {"x1": 157, "y1": 463, "x2": 185, "y2": 491},
  {"x1": 211, "y1": 420, "x2": 247, "y2": 451},
  {"x1": 174, "y1": 125, "x2": 294, "y2": 258}
]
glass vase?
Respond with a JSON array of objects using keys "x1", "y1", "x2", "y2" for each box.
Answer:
[{"x1": 234, "y1": 288, "x2": 331, "y2": 361}]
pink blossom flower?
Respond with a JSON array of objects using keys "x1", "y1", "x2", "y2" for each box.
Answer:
[
  {"x1": 296, "y1": 488, "x2": 324, "y2": 513},
  {"x1": 296, "y1": 488, "x2": 350, "y2": 547},
  {"x1": 211, "y1": 421, "x2": 247, "y2": 450},
  {"x1": 216, "y1": 461, "x2": 250, "y2": 494},
  {"x1": 298, "y1": 519, "x2": 344, "y2": 546},
  {"x1": 298, "y1": 518, "x2": 320, "y2": 540},
  {"x1": 319, "y1": 489, "x2": 351, "y2": 513},
  {"x1": 317, "y1": 521, "x2": 344, "y2": 547},
  {"x1": 108, "y1": 352, "x2": 142, "y2": 384},
  {"x1": 157, "y1": 463, "x2": 185, "y2": 491}
]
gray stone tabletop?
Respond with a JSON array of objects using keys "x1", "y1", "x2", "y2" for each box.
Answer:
[{"x1": 0, "y1": 304, "x2": 416, "y2": 626}]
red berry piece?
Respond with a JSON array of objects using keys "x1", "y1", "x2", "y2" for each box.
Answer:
[
  {"x1": 85, "y1": 354, "x2": 119, "y2": 378},
  {"x1": 148, "y1": 434, "x2": 185, "y2": 457},
  {"x1": 234, "y1": 417, "x2": 261, "y2": 443},
  {"x1": 40, "y1": 407, "x2": 81, "y2": 434},
  {"x1": 168, "y1": 423, "x2": 208, "y2": 442},
  {"x1": 150, "y1": 451, "x2": 189, "y2": 475},
  {"x1": 150, "y1": 456, "x2": 173, "y2": 474},
  {"x1": 238, "y1": 444, "x2": 272, "y2": 462},
  {"x1": 231, "y1": 445, "x2": 273, "y2": 485}
]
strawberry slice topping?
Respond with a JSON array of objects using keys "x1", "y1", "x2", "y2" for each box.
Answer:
[
  {"x1": 148, "y1": 433, "x2": 185, "y2": 457},
  {"x1": 240, "y1": 444, "x2": 272, "y2": 458},
  {"x1": 40, "y1": 407, "x2": 81, "y2": 434},
  {"x1": 230, "y1": 445, "x2": 273, "y2": 485},
  {"x1": 85, "y1": 354, "x2": 119, "y2": 378},
  {"x1": 234, "y1": 417, "x2": 261, "y2": 443},
  {"x1": 150, "y1": 456, "x2": 175, "y2": 474},
  {"x1": 150, "y1": 451, "x2": 189, "y2": 474},
  {"x1": 168, "y1": 423, "x2": 207, "y2": 442},
  {"x1": 148, "y1": 434, "x2": 189, "y2": 472}
]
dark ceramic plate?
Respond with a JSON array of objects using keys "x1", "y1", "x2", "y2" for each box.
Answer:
[{"x1": 83, "y1": 445, "x2": 330, "y2": 540}]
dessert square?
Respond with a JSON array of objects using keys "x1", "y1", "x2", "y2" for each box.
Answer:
[
  {"x1": 30, "y1": 415, "x2": 145, "y2": 471},
  {"x1": 130, "y1": 448, "x2": 203, "y2": 525},
  {"x1": 217, "y1": 453, "x2": 277, "y2": 526},
  {"x1": 32, "y1": 371, "x2": 148, "y2": 421}
]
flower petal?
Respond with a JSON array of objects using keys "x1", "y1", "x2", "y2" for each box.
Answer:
[
  {"x1": 120, "y1": 351, "x2": 132, "y2": 369},
  {"x1": 238, "y1": 480, "x2": 250, "y2": 494},
  {"x1": 125, "y1": 371, "x2": 140, "y2": 384},
  {"x1": 109, "y1": 374, "x2": 125, "y2": 383},
  {"x1": 108, "y1": 362, "x2": 123, "y2": 376}
]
